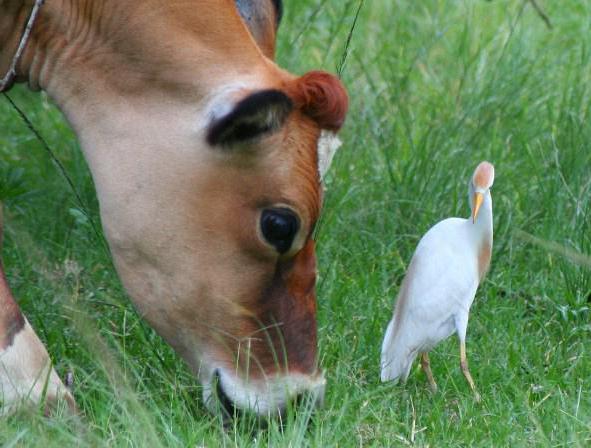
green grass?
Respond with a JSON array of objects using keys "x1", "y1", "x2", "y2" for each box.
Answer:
[{"x1": 1, "y1": 0, "x2": 590, "y2": 445}]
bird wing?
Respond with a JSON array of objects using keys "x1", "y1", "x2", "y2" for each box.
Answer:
[{"x1": 401, "y1": 218, "x2": 478, "y2": 324}]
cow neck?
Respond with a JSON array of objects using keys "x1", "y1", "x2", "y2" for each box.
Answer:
[{"x1": 0, "y1": 0, "x2": 274, "y2": 114}]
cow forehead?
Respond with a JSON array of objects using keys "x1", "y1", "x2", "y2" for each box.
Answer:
[
  {"x1": 273, "y1": 116, "x2": 323, "y2": 219},
  {"x1": 181, "y1": 138, "x2": 319, "y2": 237}
]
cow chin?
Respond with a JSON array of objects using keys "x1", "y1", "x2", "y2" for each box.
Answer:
[{"x1": 200, "y1": 365, "x2": 326, "y2": 418}]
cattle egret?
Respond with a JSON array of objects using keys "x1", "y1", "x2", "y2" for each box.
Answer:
[{"x1": 380, "y1": 161, "x2": 495, "y2": 401}]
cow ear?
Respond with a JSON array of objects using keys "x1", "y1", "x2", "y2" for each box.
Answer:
[
  {"x1": 285, "y1": 71, "x2": 348, "y2": 132},
  {"x1": 207, "y1": 90, "x2": 293, "y2": 146}
]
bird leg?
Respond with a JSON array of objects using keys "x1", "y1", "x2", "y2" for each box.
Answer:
[
  {"x1": 420, "y1": 352, "x2": 438, "y2": 393},
  {"x1": 459, "y1": 341, "x2": 481, "y2": 402}
]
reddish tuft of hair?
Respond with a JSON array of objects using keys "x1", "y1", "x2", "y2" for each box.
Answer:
[{"x1": 285, "y1": 71, "x2": 349, "y2": 132}]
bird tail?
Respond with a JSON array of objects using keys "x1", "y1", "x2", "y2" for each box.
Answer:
[{"x1": 380, "y1": 318, "x2": 417, "y2": 383}]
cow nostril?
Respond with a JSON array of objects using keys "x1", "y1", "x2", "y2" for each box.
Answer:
[
  {"x1": 293, "y1": 390, "x2": 322, "y2": 411},
  {"x1": 294, "y1": 392, "x2": 306, "y2": 407},
  {"x1": 214, "y1": 370, "x2": 240, "y2": 420}
]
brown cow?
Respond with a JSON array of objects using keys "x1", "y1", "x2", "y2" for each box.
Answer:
[{"x1": 0, "y1": 0, "x2": 347, "y2": 417}]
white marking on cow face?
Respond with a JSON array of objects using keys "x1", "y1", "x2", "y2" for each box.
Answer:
[{"x1": 200, "y1": 362, "x2": 326, "y2": 417}]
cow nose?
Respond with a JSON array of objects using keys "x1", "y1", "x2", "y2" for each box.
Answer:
[{"x1": 212, "y1": 370, "x2": 325, "y2": 421}]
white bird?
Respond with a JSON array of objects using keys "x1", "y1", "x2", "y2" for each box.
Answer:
[{"x1": 380, "y1": 161, "x2": 495, "y2": 401}]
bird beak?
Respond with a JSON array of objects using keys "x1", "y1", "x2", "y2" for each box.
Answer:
[{"x1": 472, "y1": 192, "x2": 484, "y2": 223}]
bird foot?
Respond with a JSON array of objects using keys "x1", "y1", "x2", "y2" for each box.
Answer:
[{"x1": 428, "y1": 382, "x2": 438, "y2": 394}]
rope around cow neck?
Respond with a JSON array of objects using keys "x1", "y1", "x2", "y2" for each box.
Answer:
[
  {"x1": 0, "y1": 0, "x2": 45, "y2": 92},
  {"x1": 2, "y1": 92, "x2": 108, "y2": 253}
]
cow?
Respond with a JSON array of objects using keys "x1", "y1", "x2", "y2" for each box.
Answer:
[{"x1": 0, "y1": 0, "x2": 348, "y2": 417}]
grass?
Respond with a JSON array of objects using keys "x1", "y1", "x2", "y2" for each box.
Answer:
[{"x1": 1, "y1": 0, "x2": 590, "y2": 445}]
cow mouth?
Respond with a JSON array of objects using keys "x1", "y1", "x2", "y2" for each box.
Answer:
[{"x1": 210, "y1": 368, "x2": 325, "y2": 422}]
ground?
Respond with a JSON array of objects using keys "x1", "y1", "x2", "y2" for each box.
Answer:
[{"x1": 0, "y1": 0, "x2": 589, "y2": 446}]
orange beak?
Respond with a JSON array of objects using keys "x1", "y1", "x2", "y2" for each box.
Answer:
[{"x1": 472, "y1": 192, "x2": 484, "y2": 223}]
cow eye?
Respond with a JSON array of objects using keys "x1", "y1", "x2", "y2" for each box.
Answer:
[{"x1": 260, "y1": 208, "x2": 300, "y2": 254}]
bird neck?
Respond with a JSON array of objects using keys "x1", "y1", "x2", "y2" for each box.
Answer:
[{"x1": 471, "y1": 190, "x2": 493, "y2": 240}]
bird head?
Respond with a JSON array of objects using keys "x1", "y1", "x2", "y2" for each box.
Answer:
[{"x1": 469, "y1": 161, "x2": 495, "y2": 223}]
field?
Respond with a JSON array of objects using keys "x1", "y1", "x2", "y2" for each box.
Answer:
[{"x1": 1, "y1": 0, "x2": 590, "y2": 445}]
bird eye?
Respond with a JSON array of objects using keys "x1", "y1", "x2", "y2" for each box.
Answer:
[{"x1": 260, "y1": 208, "x2": 300, "y2": 254}]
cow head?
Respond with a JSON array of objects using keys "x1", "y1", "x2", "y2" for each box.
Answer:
[{"x1": 95, "y1": 70, "x2": 348, "y2": 417}]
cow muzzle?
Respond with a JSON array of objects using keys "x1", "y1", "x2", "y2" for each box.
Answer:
[{"x1": 202, "y1": 367, "x2": 325, "y2": 419}]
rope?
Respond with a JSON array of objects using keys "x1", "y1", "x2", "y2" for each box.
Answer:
[{"x1": 2, "y1": 92, "x2": 108, "y2": 252}]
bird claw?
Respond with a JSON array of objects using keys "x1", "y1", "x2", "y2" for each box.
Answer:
[{"x1": 473, "y1": 391, "x2": 481, "y2": 403}]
